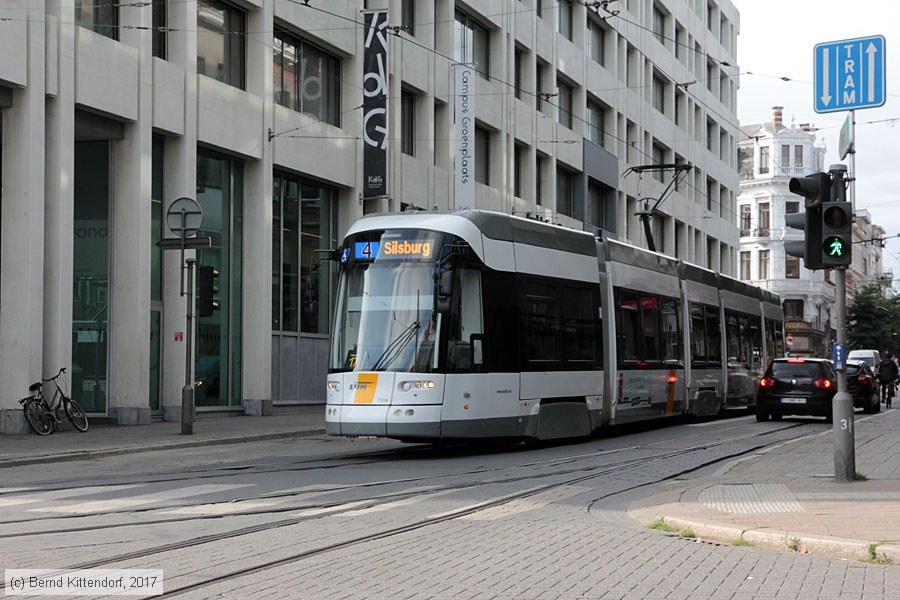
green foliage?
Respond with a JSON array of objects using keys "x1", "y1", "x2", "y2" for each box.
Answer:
[
  {"x1": 647, "y1": 518, "x2": 678, "y2": 533},
  {"x1": 867, "y1": 544, "x2": 893, "y2": 565},
  {"x1": 679, "y1": 528, "x2": 695, "y2": 538},
  {"x1": 847, "y1": 284, "x2": 900, "y2": 354},
  {"x1": 731, "y1": 538, "x2": 753, "y2": 547}
]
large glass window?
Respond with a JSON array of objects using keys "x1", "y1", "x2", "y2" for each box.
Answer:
[
  {"x1": 454, "y1": 11, "x2": 490, "y2": 79},
  {"x1": 196, "y1": 150, "x2": 244, "y2": 407},
  {"x1": 274, "y1": 30, "x2": 341, "y2": 126},
  {"x1": 588, "y1": 19, "x2": 606, "y2": 66},
  {"x1": 72, "y1": 142, "x2": 111, "y2": 413},
  {"x1": 150, "y1": 138, "x2": 164, "y2": 412},
  {"x1": 401, "y1": 90, "x2": 416, "y2": 156},
  {"x1": 524, "y1": 283, "x2": 561, "y2": 362},
  {"x1": 557, "y1": 167, "x2": 574, "y2": 217},
  {"x1": 272, "y1": 172, "x2": 337, "y2": 335},
  {"x1": 586, "y1": 100, "x2": 605, "y2": 146},
  {"x1": 197, "y1": 0, "x2": 246, "y2": 89},
  {"x1": 76, "y1": 0, "x2": 118, "y2": 40},
  {"x1": 558, "y1": 0, "x2": 573, "y2": 40}
]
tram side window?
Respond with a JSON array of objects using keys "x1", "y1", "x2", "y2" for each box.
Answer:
[
  {"x1": 706, "y1": 306, "x2": 722, "y2": 365},
  {"x1": 641, "y1": 295, "x2": 661, "y2": 362},
  {"x1": 765, "y1": 319, "x2": 777, "y2": 362},
  {"x1": 750, "y1": 320, "x2": 762, "y2": 371},
  {"x1": 616, "y1": 289, "x2": 666, "y2": 365},
  {"x1": 661, "y1": 298, "x2": 681, "y2": 363},
  {"x1": 447, "y1": 268, "x2": 484, "y2": 370},
  {"x1": 562, "y1": 286, "x2": 599, "y2": 363},
  {"x1": 738, "y1": 315, "x2": 752, "y2": 367},
  {"x1": 726, "y1": 312, "x2": 740, "y2": 364},
  {"x1": 523, "y1": 284, "x2": 561, "y2": 362},
  {"x1": 617, "y1": 291, "x2": 640, "y2": 363},
  {"x1": 690, "y1": 304, "x2": 708, "y2": 364}
]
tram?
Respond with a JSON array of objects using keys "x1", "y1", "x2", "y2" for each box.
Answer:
[{"x1": 325, "y1": 210, "x2": 784, "y2": 441}]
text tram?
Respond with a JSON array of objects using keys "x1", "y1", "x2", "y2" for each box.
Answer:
[{"x1": 326, "y1": 210, "x2": 784, "y2": 441}]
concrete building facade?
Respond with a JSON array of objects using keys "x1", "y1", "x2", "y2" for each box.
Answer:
[{"x1": 0, "y1": 0, "x2": 741, "y2": 432}]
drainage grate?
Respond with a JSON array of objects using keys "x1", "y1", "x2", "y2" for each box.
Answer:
[{"x1": 698, "y1": 483, "x2": 805, "y2": 514}]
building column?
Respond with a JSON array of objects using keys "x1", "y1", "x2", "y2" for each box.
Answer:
[
  {"x1": 0, "y1": 13, "x2": 46, "y2": 434},
  {"x1": 108, "y1": 6, "x2": 153, "y2": 425},
  {"x1": 160, "y1": 0, "x2": 198, "y2": 422},
  {"x1": 241, "y1": 1, "x2": 274, "y2": 416}
]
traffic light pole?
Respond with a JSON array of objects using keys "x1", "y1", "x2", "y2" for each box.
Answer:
[
  {"x1": 830, "y1": 166, "x2": 854, "y2": 482},
  {"x1": 182, "y1": 258, "x2": 196, "y2": 435}
]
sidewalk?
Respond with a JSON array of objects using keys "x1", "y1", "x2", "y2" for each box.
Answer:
[
  {"x1": 629, "y1": 407, "x2": 900, "y2": 564},
  {"x1": 0, "y1": 408, "x2": 327, "y2": 468},
  {"x1": 2, "y1": 404, "x2": 899, "y2": 564}
]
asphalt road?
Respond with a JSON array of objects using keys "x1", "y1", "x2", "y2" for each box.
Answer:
[{"x1": 1, "y1": 415, "x2": 897, "y2": 599}]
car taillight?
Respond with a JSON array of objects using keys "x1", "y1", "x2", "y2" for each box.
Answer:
[
  {"x1": 858, "y1": 374, "x2": 869, "y2": 385},
  {"x1": 813, "y1": 378, "x2": 833, "y2": 389},
  {"x1": 760, "y1": 377, "x2": 776, "y2": 388}
]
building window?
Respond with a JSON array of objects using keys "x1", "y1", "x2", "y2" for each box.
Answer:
[
  {"x1": 653, "y1": 74, "x2": 666, "y2": 114},
  {"x1": 401, "y1": 0, "x2": 415, "y2": 35},
  {"x1": 76, "y1": 0, "x2": 118, "y2": 40},
  {"x1": 557, "y1": 167, "x2": 575, "y2": 217},
  {"x1": 475, "y1": 126, "x2": 490, "y2": 185},
  {"x1": 401, "y1": 90, "x2": 416, "y2": 156},
  {"x1": 152, "y1": 1, "x2": 166, "y2": 58},
  {"x1": 759, "y1": 146, "x2": 769, "y2": 174},
  {"x1": 537, "y1": 62, "x2": 549, "y2": 114},
  {"x1": 274, "y1": 30, "x2": 341, "y2": 126},
  {"x1": 514, "y1": 48, "x2": 524, "y2": 100},
  {"x1": 586, "y1": 100, "x2": 605, "y2": 146},
  {"x1": 740, "y1": 205, "x2": 751, "y2": 233},
  {"x1": 781, "y1": 144, "x2": 790, "y2": 168},
  {"x1": 588, "y1": 19, "x2": 606, "y2": 66},
  {"x1": 675, "y1": 91, "x2": 684, "y2": 126},
  {"x1": 652, "y1": 5, "x2": 666, "y2": 46},
  {"x1": 786, "y1": 201, "x2": 799, "y2": 214},
  {"x1": 784, "y1": 299, "x2": 804, "y2": 319},
  {"x1": 557, "y1": 80, "x2": 573, "y2": 128},
  {"x1": 740, "y1": 251, "x2": 751, "y2": 280},
  {"x1": 536, "y1": 155, "x2": 546, "y2": 206},
  {"x1": 589, "y1": 181, "x2": 610, "y2": 232},
  {"x1": 272, "y1": 172, "x2": 336, "y2": 335},
  {"x1": 758, "y1": 202, "x2": 770, "y2": 235},
  {"x1": 653, "y1": 144, "x2": 665, "y2": 182},
  {"x1": 514, "y1": 144, "x2": 524, "y2": 198},
  {"x1": 558, "y1": 0, "x2": 574, "y2": 41},
  {"x1": 198, "y1": 0, "x2": 246, "y2": 89},
  {"x1": 454, "y1": 11, "x2": 490, "y2": 79},
  {"x1": 785, "y1": 255, "x2": 800, "y2": 279},
  {"x1": 196, "y1": 149, "x2": 244, "y2": 407},
  {"x1": 795, "y1": 145, "x2": 803, "y2": 168},
  {"x1": 758, "y1": 250, "x2": 770, "y2": 279}
]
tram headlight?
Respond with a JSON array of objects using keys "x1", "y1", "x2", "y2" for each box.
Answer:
[
  {"x1": 399, "y1": 380, "x2": 436, "y2": 392},
  {"x1": 327, "y1": 380, "x2": 341, "y2": 392}
]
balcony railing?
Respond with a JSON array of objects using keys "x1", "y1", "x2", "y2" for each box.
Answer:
[{"x1": 754, "y1": 227, "x2": 770, "y2": 237}]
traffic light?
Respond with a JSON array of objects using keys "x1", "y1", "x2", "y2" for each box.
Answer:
[
  {"x1": 197, "y1": 265, "x2": 219, "y2": 317},
  {"x1": 820, "y1": 182, "x2": 852, "y2": 267},
  {"x1": 785, "y1": 172, "x2": 831, "y2": 270}
]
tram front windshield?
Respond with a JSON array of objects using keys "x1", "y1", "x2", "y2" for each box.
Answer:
[{"x1": 331, "y1": 230, "x2": 451, "y2": 373}]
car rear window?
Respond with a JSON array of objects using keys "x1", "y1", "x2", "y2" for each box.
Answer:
[
  {"x1": 847, "y1": 364, "x2": 862, "y2": 376},
  {"x1": 771, "y1": 362, "x2": 820, "y2": 378}
]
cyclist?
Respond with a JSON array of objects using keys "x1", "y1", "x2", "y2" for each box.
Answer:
[{"x1": 878, "y1": 352, "x2": 898, "y2": 408}]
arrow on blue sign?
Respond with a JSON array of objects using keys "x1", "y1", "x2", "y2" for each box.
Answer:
[{"x1": 815, "y1": 35, "x2": 886, "y2": 114}]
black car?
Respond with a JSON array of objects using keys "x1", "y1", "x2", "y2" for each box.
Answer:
[
  {"x1": 846, "y1": 360, "x2": 881, "y2": 414},
  {"x1": 756, "y1": 358, "x2": 837, "y2": 422}
]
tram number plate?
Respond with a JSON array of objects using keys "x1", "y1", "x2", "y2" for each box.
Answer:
[{"x1": 781, "y1": 398, "x2": 806, "y2": 404}]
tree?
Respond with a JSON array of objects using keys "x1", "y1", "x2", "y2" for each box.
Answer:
[{"x1": 847, "y1": 283, "x2": 900, "y2": 353}]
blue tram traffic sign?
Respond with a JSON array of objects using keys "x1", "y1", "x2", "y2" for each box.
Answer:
[{"x1": 815, "y1": 35, "x2": 886, "y2": 114}]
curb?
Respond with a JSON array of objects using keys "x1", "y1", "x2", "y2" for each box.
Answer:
[
  {"x1": 0, "y1": 428, "x2": 326, "y2": 469},
  {"x1": 659, "y1": 516, "x2": 900, "y2": 565}
]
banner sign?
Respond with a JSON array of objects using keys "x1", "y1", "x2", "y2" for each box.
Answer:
[
  {"x1": 363, "y1": 11, "x2": 388, "y2": 197},
  {"x1": 454, "y1": 65, "x2": 475, "y2": 209}
]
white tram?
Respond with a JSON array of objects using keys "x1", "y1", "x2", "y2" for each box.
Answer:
[{"x1": 325, "y1": 210, "x2": 784, "y2": 441}]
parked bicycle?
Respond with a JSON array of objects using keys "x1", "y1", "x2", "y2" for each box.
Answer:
[{"x1": 19, "y1": 368, "x2": 89, "y2": 435}]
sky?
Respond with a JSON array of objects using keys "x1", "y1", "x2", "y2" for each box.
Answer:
[{"x1": 732, "y1": 0, "x2": 900, "y2": 286}]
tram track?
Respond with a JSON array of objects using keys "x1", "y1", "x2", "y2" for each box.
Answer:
[
  {"x1": 0, "y1": 418, "x2": 798, "y2": 534},
  {"x1": 0, "y1": 420, "x2": 813, "y2": 594}
]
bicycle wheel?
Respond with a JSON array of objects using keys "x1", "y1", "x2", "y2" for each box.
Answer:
[
  {"x1": 64, "y1": 398, "x2": 89, "y2": 432},
  {"x1": 23, "y1": 399, "x2": 53, "y2": 436}
]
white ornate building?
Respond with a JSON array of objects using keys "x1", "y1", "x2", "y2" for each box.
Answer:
[{"x1": 738, "y1": 106, "x2": 888, "y2": 356}]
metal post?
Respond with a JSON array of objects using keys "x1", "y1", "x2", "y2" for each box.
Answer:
[
  {"x1": 182, "y1": 259, "x2": 195, "y2": 435},
  {"x1": 831, "y1": 163, "x2": 854, "y2": 482}
]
